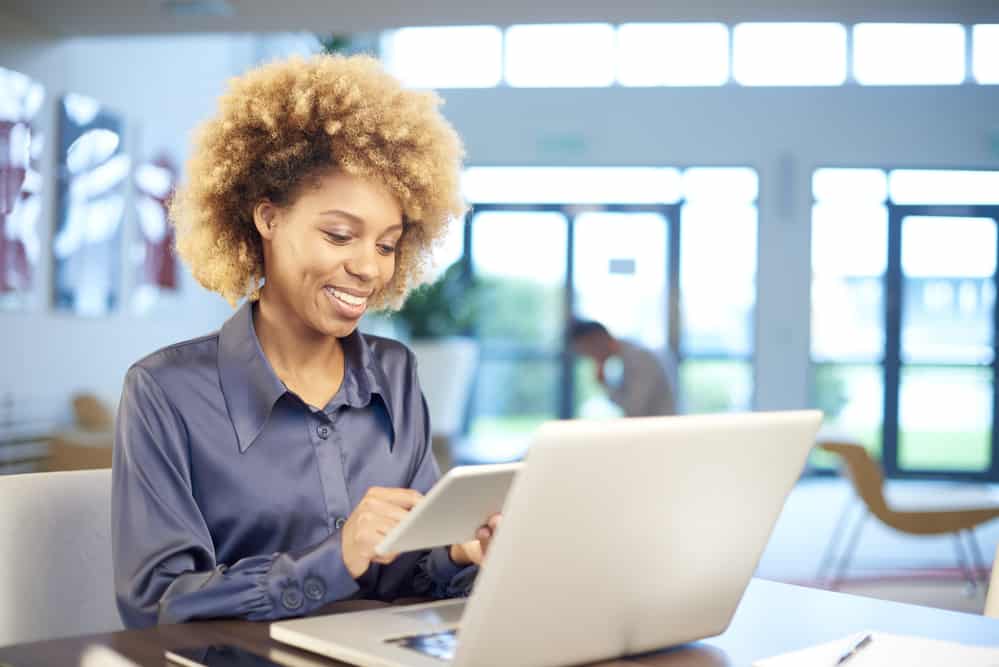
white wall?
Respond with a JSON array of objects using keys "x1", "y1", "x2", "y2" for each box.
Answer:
[
  {"x1": 2, "y1": 17, "x2": 998, "y2": 420},
  {"x1": 0, "y1": 18, "x2": 254, "y2": 421}
]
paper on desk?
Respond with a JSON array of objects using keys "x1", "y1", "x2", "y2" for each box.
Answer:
[{"x1": 754, "y1": 632, "x2": 999, "y2": 667}]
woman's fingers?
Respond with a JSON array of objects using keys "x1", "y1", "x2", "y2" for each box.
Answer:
[
  {"x1": 366, "y1": 486, "x2": 423, "y2": 510},
  {"x1": 361, "y1": 497, "x2": 412, "y2": 524}
]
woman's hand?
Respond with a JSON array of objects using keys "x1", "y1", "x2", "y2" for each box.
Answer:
[
  {"x1": 340, "y1": 486, "x2": 423, "y2": 579},
  {"x1": 449, "y1": 513, "x2": 502, "y2": 566}
]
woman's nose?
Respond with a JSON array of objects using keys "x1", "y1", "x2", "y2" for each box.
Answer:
[{"x1": 344, "y1": 244, "x2": 379, "y2": 281}]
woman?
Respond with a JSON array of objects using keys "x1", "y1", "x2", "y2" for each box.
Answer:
[{"x1": 112, "y1": 54, "x2": 496, "y2": 628}]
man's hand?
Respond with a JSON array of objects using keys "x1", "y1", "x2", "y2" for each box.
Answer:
[
  {"x1": 340, "y1": 487, "x2": 423, "y2": 579},
  {"x1": 449, "y1": 513, "x2": 502, "y2": 566}
]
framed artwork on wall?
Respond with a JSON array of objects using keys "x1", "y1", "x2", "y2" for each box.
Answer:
[
  {"x1": 53, "y1": 93, "x2": 129, "y2": 316},
  {"x1": 0, "y1": 66, "x2": 45, "y2": 311},
  {"x1": 132, "y1": 154, "x2": 178, "y2": 314}
]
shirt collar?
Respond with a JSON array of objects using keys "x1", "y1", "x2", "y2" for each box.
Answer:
[{"x1": 217, "y1": 300, "x2": 391, "y2": 453}]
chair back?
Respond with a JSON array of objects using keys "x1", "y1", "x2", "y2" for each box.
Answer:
[
  {"x1": 71, "y1": 393, "x2": 113, "y2": 432},
  {"x1": 987, "y1": 543, "x2": 999, "y2": 618},
  {"x1": 0, "y1": 469, "x2": 122, "y2": 646},
  {"x1": 41, "y1": 435, "x2": 113, "y2": 472},
  {"x1": 818, "y1": 442, "x2": 893, "y2": 521}
]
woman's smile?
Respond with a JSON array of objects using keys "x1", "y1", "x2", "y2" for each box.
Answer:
[{"x1": 324, "y1": 285, "x2": 370, "y2": 319}]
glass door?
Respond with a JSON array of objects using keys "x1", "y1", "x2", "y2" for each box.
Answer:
[
  {"x1": 572, "y1": 207, "x2": 673, "y2": 418},
  {"x1": 465, "y1": 206, "x2": 568, "y2": 461},
  {"x1": 885, "y1": 206, "x2": 999, "y2": 479},
  {"x1": 458, "y1": 167, "x2": 759, "y2": 463}
]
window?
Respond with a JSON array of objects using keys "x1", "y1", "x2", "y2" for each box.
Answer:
[
  {"x1": 973, "y1": 25, "x2": 999, "y2": 84},
  {"x1": 811, "y1": 168, "x2": 999, "y2": 480},
  {"x1": 458, "y1": 166, "x2": 758, "y2": 461},
  {"x1": 467, "y1": 210, "x2": 568, "y2": 461},
  {"x1": 889, "y1": 170, "x2": 999, "y2": 205},
  {"x1": 853, "y1": 23, "x2": 966, "y2": 85},
  {"x1": 380, "y1": 26, "x2": 502, "y2": 88},
  {"x1": 617, "y1": 23, "x2": 729, "y2": 86},
  {"x1": 375, "y1": 21, "x2": 999, "y2": 90},
  {"x1": 733, "y1": 23, "x2": 847, "y2": 86},
  {"x1": 811, "y1": 185, "x2": 888, "y2": 463},
  {"x1": 679, "y1": 169, "x2": 758, "y2": 413},
  {"x1": 505, "y1": 24, "x2": 615, "y2": 87}
]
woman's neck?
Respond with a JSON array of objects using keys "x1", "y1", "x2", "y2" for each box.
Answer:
[{"x1": 252, "y1": 289, "x2": 344, "y2": 387}]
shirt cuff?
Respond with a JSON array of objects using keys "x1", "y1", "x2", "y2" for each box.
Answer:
[
  {"x1": 430, "y1": 546, "x2": 467, "y2": 583},
  {"x1": 427, "y1": 546, "x2": 480, "y2": 597},
  {"x1": 263, "y1": 532, "x2": 361, "y2": 618}
]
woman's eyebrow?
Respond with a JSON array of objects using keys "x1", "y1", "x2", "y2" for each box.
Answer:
[
  {"x1": 318, "y1": 209, "x2": 362, "y2": 222},
  {"x1": 318, "y1": 209, "x2": 404, "y2": 233}
]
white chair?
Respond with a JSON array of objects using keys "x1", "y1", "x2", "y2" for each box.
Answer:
[
  {"x1": 0, "y1": 469, "x2": 122, "y2": 646},
  {"x1": 987, "y1": 543, "x2": 999, "y2": 618}
]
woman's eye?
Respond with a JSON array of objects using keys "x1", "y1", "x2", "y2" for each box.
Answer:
[
  {"x1": 324, "y1": 232, "x2": 351, "y2": 244},
  {"x1": 377, "y1": 244, "x2": 397, "y2": 256}
]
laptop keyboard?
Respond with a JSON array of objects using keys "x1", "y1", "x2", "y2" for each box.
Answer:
[{"x1": 385, "y1": 629, "x2": 458, "y2": 661}]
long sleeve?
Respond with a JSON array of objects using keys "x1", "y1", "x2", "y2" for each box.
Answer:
[
  {"x1": 112, "y1": 366, "x2": 360, "y2": 628},
  {"x1": 608, "y1": 365, "x2": 654, "y2": 417}
]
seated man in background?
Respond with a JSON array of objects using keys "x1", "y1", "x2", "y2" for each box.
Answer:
[{"x1": 570, "y1": 319, "x2": 676, "y2": 417}]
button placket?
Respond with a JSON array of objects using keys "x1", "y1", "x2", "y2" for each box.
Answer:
[{"x1": 311, "y1": 405, "x2": 350, "y2": 538}]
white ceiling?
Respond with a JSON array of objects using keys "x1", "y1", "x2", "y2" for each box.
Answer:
[{"x1": 3, "y1": 0, "x2": 999, "y2": 37}]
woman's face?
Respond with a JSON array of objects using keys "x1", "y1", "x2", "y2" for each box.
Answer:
[{"x1": 255, "y1": 168, "x2": 403, "y2": 339}]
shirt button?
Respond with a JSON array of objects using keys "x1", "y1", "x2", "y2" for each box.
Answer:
[
  {"x1": 281, "y1": 587, "x2": 304, "y2": 611},
  {"x1": 317, "y1": 425, "x2": 330, "y2": 439},
  {"x1": 334, "y1": 516, "x2": 347, "y2": 530},
  {"x1": 304, "y1": 576, "x2": 326, "y2": 601}
]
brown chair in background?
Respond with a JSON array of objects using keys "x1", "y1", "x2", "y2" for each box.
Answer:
[
  {"x1": 40, "y1": 393, "x2": 114, "y2": 472},
  {"x1": 41, "y1": 434, "x2": 113, "y2": 472},
  {"x1": 987, "y1": 543, "x2": 999, "y2": 618},
  {"x1": 817, "y1": 441, "x2": 999, "y2": 591},
  {"x1": 71, "y1": 394, "x2": 113, "y2": 432}
]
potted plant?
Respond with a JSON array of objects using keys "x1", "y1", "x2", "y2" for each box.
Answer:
[{"x1": 394, "y1": 261, "x2": 480, "y2": 467}]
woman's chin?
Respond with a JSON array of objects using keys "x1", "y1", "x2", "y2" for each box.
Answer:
[{"x1": 310, "y1": 310, "x2": 362, "y2": 339}]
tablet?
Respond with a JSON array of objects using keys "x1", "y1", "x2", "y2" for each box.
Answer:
[{"x1": 374, "y1": 462, "x2": 522, "y2": 556}]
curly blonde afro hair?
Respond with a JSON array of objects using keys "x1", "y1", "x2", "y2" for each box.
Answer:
[{"x1": 170, "y1": 54, "x2": 467, "y2": 309}]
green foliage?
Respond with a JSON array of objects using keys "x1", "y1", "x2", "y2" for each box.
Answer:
[
  {"x1": 394, "y1": 261, "x2": 479, "y2": 339},
  {"x1": 813, "y1": 365, "x2": 849, "y2": 421},
  {"x1": 315, "y1": 34, "x2": 353, "y2": 55},
  {"x1": 474, "y1": 277, "x2": 563, "y2": 344}
]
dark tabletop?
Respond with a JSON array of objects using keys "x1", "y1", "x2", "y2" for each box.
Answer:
[{"x1": 1, "y1": 579, "x2": 997, "y2": 667}]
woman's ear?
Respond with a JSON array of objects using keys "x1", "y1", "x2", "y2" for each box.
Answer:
[{"x1": 253, "y1": 200, "x2": 279, "y2": 240}]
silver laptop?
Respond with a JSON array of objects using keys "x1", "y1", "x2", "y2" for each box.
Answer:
[{"x1": 271, "y1": 410, "x2": 822, "y2": 667}]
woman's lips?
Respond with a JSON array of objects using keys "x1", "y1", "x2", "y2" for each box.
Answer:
[{"x1": 324, "y1": 286, "x2": 368, "y2": 319}]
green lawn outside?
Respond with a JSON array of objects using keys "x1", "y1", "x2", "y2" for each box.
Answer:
[
  {"x1": 811, "y1": 427, "x2": 990, "y2": 473},
  {"x1": 474, "y1": 418, "x2": 992, "y2": 474},
  {"x1": 471, "y1": 415, "x2": 551, "y2": 438}
]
